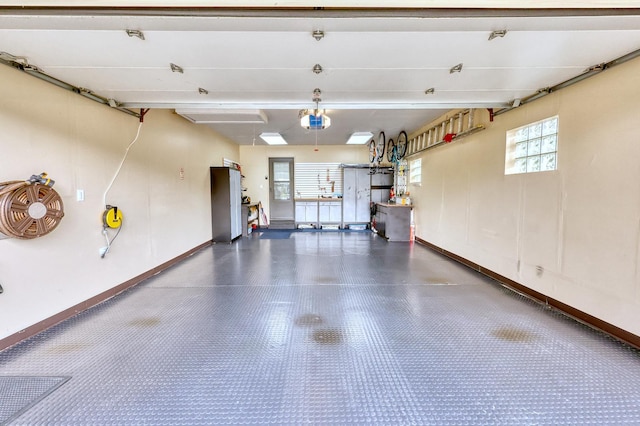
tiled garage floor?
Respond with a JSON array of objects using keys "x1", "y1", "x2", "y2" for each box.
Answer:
[{"x1": 1, "y1": 231, "x2": 639, "y2": 425}]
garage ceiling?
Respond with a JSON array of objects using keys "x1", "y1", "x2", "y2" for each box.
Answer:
[{"x1": 1, "y1": 7, "x2": 640, "y2": 145}]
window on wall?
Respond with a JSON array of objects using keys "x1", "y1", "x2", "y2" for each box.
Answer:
[
  {"x1": 294, "y1": 163, "x2": 343, "y2": 198},
  {"x1": 505, "y1": 116, "x2": 558, "y2": 175},
  {"x1": 409, "y1": 159, "x2": 422, "y2": 184}
]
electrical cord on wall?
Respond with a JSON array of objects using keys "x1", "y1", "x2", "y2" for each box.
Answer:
[
  {"x1": 101, "y1": 216, "x2": 123, "y2": 258},
  {"x1": 100, "y1": 122, "x2": 142, "y2": 257},
  {"x1": 102, "y1": 121, "x2": 143, "y2": 207}
]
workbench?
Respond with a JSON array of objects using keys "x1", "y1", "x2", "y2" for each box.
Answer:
[{"x1": 374, "y1": 202, "x2": 412, "y2": 241}]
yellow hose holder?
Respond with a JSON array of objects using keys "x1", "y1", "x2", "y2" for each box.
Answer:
[{"x1": 103, "y1": 206, "x2": 123, "y2": 229}]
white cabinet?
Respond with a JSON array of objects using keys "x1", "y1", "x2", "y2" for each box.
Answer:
[
  {"x1": 343, "y1": 168, "x2": 371, "y2": 224},
  {"x1": 295, "y1": 201, "x2": 318, "y2": 224},
  {"x1": 295, "y1": 200, "x2": 341, "y2": 227},
  {"x1": 319, "y1": 201, "x2": 342, "y2": 224}
]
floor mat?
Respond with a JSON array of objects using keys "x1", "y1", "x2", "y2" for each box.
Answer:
[
  {"x1": 0, "y1": 376, "x2": 70, "y2": 425},
  {"x1": 259, "y1": 231, "x2": 292, "y2": 239}
]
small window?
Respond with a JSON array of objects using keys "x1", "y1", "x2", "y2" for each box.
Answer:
[
  {"x1": 505, "y1": 116, "x2": 558, "y2": 175},
  {"x1": 409, "y1": 158, "x2": 422, "y2": 184}
]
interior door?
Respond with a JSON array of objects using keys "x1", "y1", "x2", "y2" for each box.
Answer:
[{"x1": 269, "y1": 157, "x2": 294, "y2": 221}]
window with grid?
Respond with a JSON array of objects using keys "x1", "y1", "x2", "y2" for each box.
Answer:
[
  {"x1": 409, "y1": 159, "x2": 422, "y2": 185},
  {"x1": 505, "y1": 116, "x2": 558, "y2": 175}
]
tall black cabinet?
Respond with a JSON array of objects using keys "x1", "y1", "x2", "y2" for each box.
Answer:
[{"x1": 210, "y1": 167, "x2": 242, "y2": 242}]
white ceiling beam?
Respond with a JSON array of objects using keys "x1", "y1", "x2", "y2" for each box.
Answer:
[
  {"x1": 121, "y1": 101, "x2": 509, "y2": 109},
  {"x1": 2, "y1": 1, "x2": 640, "y2": 8}
]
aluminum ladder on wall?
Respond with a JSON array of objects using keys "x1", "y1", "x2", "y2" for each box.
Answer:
[{"x1": 405, "y1": 109, "x2": 485, "y2": 157}]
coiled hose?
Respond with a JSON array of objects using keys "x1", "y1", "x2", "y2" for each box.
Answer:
[{"x1": 0, "y1": 175, "x2": 64, "y2": 239}]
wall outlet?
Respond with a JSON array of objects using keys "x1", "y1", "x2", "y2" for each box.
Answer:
[{"x1": 77, "y1": 189, "x2": 85, "y2": 202}]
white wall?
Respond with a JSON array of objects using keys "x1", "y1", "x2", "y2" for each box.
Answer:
[
  {"x1": 239, "y1": 145, "x2": 368, "y2": 217},
  {"x1": 0, "y1": 65, "x2": 239, "y2": 340},
  {"x1": 410, "y1": 57, "x2": 640, "y2": 337}
]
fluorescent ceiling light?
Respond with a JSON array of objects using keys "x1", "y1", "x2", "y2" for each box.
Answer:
[
  {"x1": 175, "y1": 109, "x2": 267, "y2": 124},
  {"x1": 346, "y1": 132, "x2": 373, "y2": 145},
  {"x1": 259, "y1": 132, "x2": 288, "y2": 145}
]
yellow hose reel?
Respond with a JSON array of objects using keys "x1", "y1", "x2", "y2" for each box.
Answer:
[{"x1": 102, "y1": 205, "x2": 123, "y2": 229}]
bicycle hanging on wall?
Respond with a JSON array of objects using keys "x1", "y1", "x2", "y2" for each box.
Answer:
[{"x1": 369, "y1": 131, "x2": 386, "y2": 164}]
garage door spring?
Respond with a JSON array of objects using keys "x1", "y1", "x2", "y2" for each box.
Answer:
[{"x1": 0, "y1": 173, "x2": 64, "y2": 239}]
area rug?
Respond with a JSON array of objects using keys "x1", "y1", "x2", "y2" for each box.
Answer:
[{"x1": 259, "y1": 231, "x2": 293, "y2": 239}]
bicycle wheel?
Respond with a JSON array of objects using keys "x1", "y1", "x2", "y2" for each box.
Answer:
[
  {"x1": 387, "y1": 138, "x2": 396, "y2": 162},
  {"x1": 376, "y1": 131, "x2": 386, "y2": 162},
  {"x1": 368, "y1": 139, "x2": 377, "y2": 163},
  {"x1": 396, "y1": 130, "x2": 408, "y2": 159}
]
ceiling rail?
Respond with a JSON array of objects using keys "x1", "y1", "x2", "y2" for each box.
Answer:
[
  {"x1": 494, "y1": 46, "x2": 640, "y2": 118},
  {"x1": 3, "y1": 7, "x2": 640, "y2": 18},
  {"x1": 0, "y1": 51, "x2": 140, "y2": 119}
]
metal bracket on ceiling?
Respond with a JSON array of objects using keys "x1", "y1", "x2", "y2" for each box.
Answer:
[
  {"x1": 488, "y1": 30, "x2": 507, "y2": 41},
  {"x1": 139, "y1": 108, "x2": 150, "y2": 123},
  {"x1": 487, "y1": 108, "x2": 494, "y2": 122}
]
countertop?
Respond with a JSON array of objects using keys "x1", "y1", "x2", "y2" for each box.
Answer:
[
  {"x1": 376, "y1": 202, "x2": 413, "y2": 208},
  {"x1": 295, "y1": 198, "x2": 343, "y2": 202}
]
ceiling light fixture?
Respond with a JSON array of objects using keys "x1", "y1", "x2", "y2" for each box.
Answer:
[
  {"x1": 125, "y1": 29, "x2": 145, "y2": 40},
  {"x1": 259, "y1": 132, "x2": 288, "y2": 145},
  {"x1": 312, "y1": 30, "x2": 325, "y2": 41},
  {"x1": 488, "y1": 30, "x2": 507, "y2": 41},
  {"x1": 450, "y1": 63, "x2": 463, "y2": 74},
  {"x1": 300, "y1": 112, "x2": 331, "y2": 130},
  {"x1": 300, "y1": 88, "x2": 331, "y2": 130},
  {"x1": 170, "y1": 63, "x2": 184, "y2": 73},
  {"x1": 346, "y1": 132, "x2": 373, "y2": 145}
]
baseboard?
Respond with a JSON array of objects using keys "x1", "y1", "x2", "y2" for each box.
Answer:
[
  {"x1": 0, "y1": 240, "x2": 212, "y2": 352},
  {"x1": 415, "y1": 236, "x2": 640, "y2": 350}
]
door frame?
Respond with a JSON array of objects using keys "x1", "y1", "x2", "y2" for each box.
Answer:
[{"x1": 268, "y1": 157, "x2": 295, "y2": 222}]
